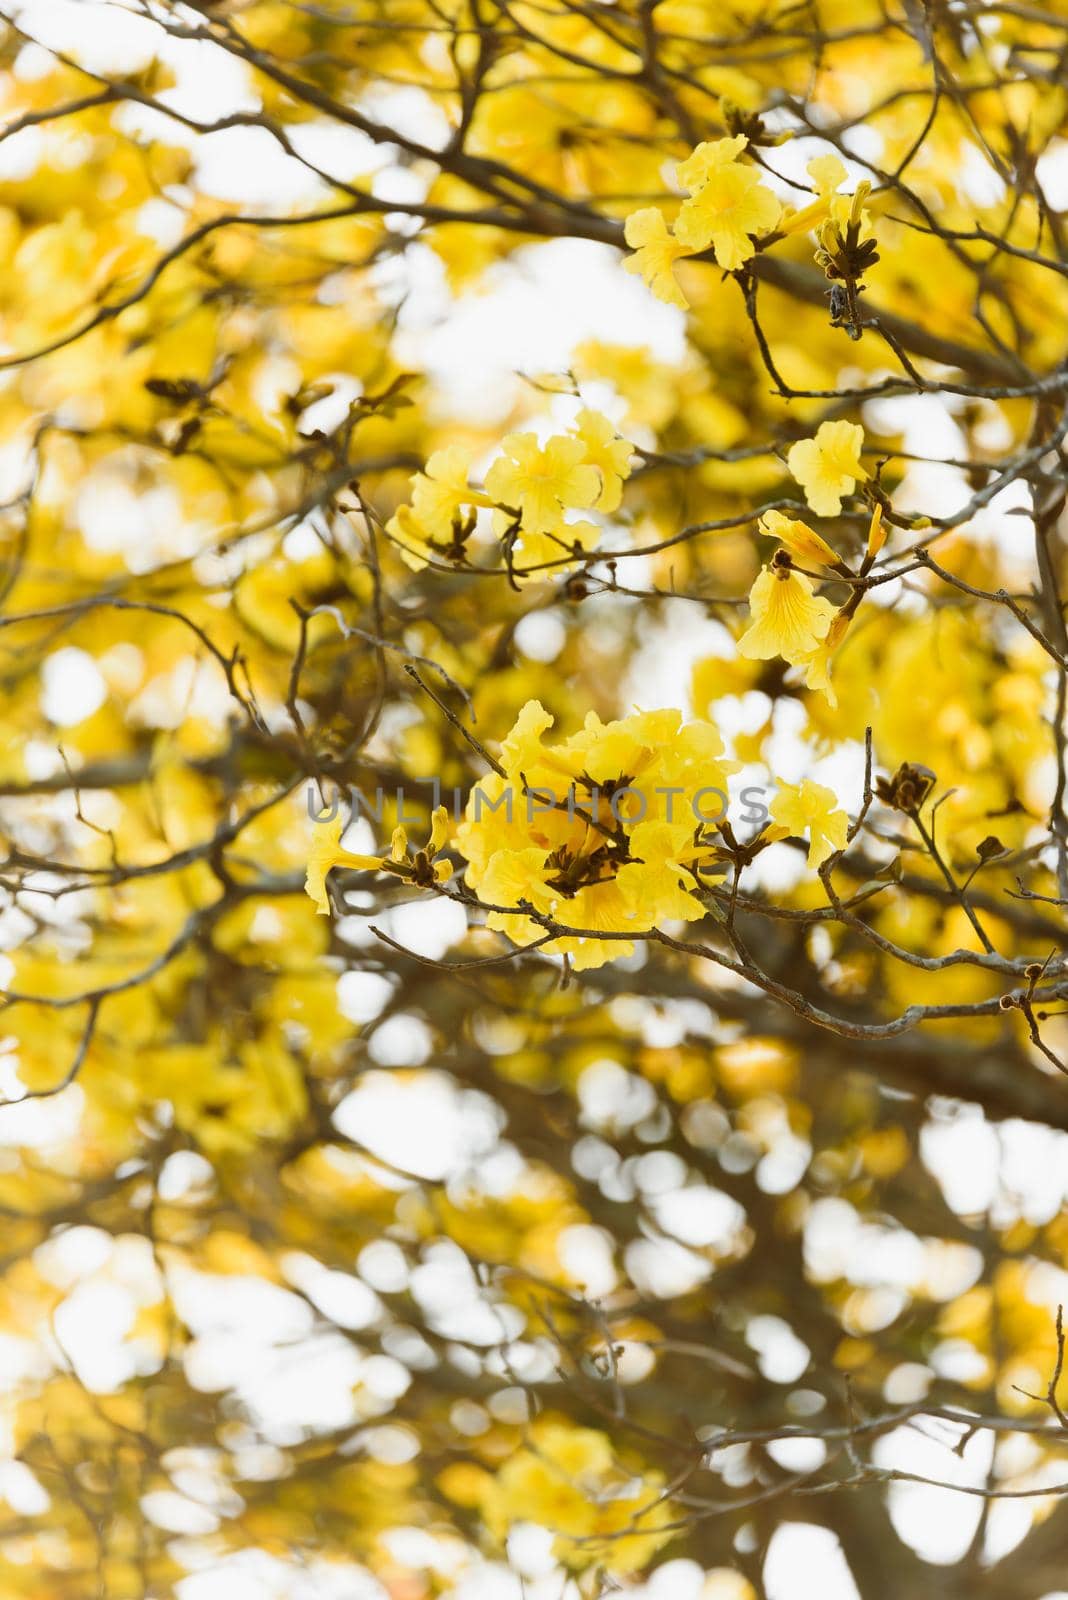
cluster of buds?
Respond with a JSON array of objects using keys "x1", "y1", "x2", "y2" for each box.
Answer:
[
  {"x1": 435, "y1": 509, "x2": 479, "y2": 566},
  {"x1": 875, "y1": 761, "x2": 936, "y2": 815},
  {"x1": 815, "y1": 182, "x2": 880, "y2": 341},
  {"x1": 382, "y1": 808, "x2": 454, "y2": 888}
]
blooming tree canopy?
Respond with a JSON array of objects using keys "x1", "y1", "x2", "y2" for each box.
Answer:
[{"x1": 0, "y1": 2, "x2": 1067, "y2": 1597}]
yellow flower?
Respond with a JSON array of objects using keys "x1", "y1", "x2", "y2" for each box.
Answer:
[
  {"x1": 618, "y1": 820, "x2": 724, "y2": 921},
  {"x1": 385, "y1": 445, "x2": 491, "y2": 570},
  {"x1": 411, "y1": 444, "x2": 491, "y2": 530},
  {"x1": 759, "y1": 508, "x2": 840, "y2": 569},
  {"x1": 622, "y1": 206, "x2": 692, "y2": 308},
  {"x1": 510, "y1": 515, "x2": 602, "y2": 577},
  {"x1": 563, "y1": 706, "x2": 690, "y2": 788},
  {"x1": 477, "y1": 840, "x2": 644, "y2": 969},
  {"x1": 485, "y1": 432, "x2": 601, "y2": 534},
  {"x1": 564, "y1": 875, "x2": 644, "y2": 945},
  {"x1": 454, "y1": 773, "x2": 532, "y2": 879},
  {"x1": 809, "y1": 153, "x2": 849, "y2": 195},
  {"x1": 866, "y1": 502, "x2": 887, "y2": 557},
  {"x1": 385, "y1": 504, "x2": 438, "y2": 570},
  {"x1": 573, "y1": 408, "x2": 633, "y2": 512},
  {"x1": 796, "y1": 608, "x2": 852, "y2": 707},
  {"x1": 673, "y1": 137, "x2": 781, "y2": 271},
  {"x1": 770, "y1": 779, "x2": 849, "y2": 868},
  {"x1": 834, "y1": 179, "x2": 876, "y2": 240},
  {"x1": 480, "y1": 846, "x2": 559, "y2": 925},
  {"x1": 429, "y1": 805, "x2": 451, "y2": 855},
  {"x1": 778, "y1": 153, "x2": 848, "y2": 236},
  {"x1": 305, "y1": 812, "x2": 382, "y2": 915},
  {"x1": 737, "y1": 559, "x2": 837, "y2": 663},
  {"x1": 675, "y1": 133, "x2": 749, "y2": 190},
  {"x1": 305, "y1": 805, "x2": 452, "y2": 915},
  {"x1": 498, "y1": 698, "x2": 569, "y2": 782},
  {"x1": 787, "y1": 420, "x2": 868, "y2": 516}
]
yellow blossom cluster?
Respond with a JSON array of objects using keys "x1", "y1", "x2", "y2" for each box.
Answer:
[
  {"x1": 623, "y1": 145, "x2": 872, "y2": 311},
  {"x1": 453, "y1": 700, "x2": 737, "y2": 968},
  {"x1": 386, "y1": 409, "x2": 633, "y2": 575},
  {"x1": 623, "y1": 135, "x2": 782, "y2": 305},
  {"x1": 3, "y1": 7, "x2": 1066, "y2": 1592},
  {"x1": 735, "y1": 429, "x2": 878, "y2": 702}
]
